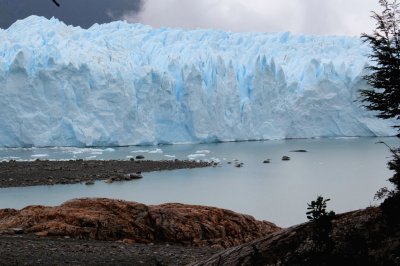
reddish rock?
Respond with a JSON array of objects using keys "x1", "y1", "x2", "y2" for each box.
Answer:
[
  {"x1": 0, "y1": 198, "x2": 280, "y2": 248},
  {"x1": 35, "y1": 231, "x2": 49, "y2": 237}
]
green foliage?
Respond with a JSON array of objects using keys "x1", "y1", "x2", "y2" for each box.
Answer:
[
  {"x1": 306, "y1": 196, "x2": 335, "y2": 222},
  {"x1": 304, "y1": 196, "x2": 336, "y2": 264},
  {"x1": 374, "y1": 142, "x2": 400, "y2": 198},
  {"x1": 380, "y1": 144, "x2": 400, "y2": 224},
  {"x1": 306, "y1": 196, "x2": 335, "y2": 239},
  {"x1": 387, "y1": 147, "x2": 400, "y2": 191},
  {"x1": 361, "y1": 0, "x2": 400, "y2": 222},
  {"x1": 360, "y1": 0, "x2": 400, "y2": 128},
  {"x1": 374, "y1": 186, "x2": 394, "y2": 200}
]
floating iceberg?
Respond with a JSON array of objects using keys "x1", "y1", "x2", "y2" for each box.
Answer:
[{"x1": 0, "y1": 16, "x2": 396, "y2": 147}]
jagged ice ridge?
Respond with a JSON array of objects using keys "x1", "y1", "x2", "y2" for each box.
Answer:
[{"x1": 0, "y1": 16, "x2": 396, "y2": 147}]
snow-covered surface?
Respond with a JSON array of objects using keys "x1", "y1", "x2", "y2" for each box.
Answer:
[{"x1": 0, "y1": 16, "x2": 396, "y2": 147}]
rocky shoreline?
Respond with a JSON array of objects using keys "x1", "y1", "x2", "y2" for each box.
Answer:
[
  {"x1": 0, "y1": 198, "x2": 281, "y2": 265},
  {"x1": 0, "y1": 159, "x2": 211, "y2": 188},
  {"x1": 0, "y1": 198, "x2": 398, "y2": 265}
]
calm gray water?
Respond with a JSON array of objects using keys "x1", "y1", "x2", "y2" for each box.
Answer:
[{"x1": 0, "y1": 137, "x2": 397, "y2": 227}]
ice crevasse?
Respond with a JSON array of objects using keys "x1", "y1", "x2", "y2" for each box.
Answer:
[{"x1": 0, "y1": 16, "x2": 396, "y2": 147}]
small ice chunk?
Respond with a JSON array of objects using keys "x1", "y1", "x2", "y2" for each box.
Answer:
[
  {"x1": 187, "y1": 153, "x2": 206, "y2": 160},
  {"x1": 210, "y1": 157, "x2": 221, "y2": 163},
  {"x1": 195, "y1": 150, "x2": 210, "y2": 154},
  {"x1": 131, "y1": 150, "x2": 150, "y2": 153},
  {"x1": 31, "y1": 154, "x2": 49, "y2": 158},
  {"x1": 149, "y1": 148, "x2": 163, "y2": 154},
  {"x1": 89, "y1": 148, "x2": 103, "y2": 152}
]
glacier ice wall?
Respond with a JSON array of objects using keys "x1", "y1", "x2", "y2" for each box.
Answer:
[{"x1": 0, "y1": 16, "x2": 396, "y2": 147}]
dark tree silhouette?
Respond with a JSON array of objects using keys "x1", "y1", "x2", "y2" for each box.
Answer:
[
  {"x1": 360, "y1": 0, "x2": 400, "y2": 128},
  {"x1": 361, "y1": 0, "x2": 400, "y2": 222},
  {"x1": 52, "y1": 0, "x2": 60, "y2": 7}
]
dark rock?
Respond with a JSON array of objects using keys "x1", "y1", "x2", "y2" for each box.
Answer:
[
  {"x1": 127, "y1": 173, "x2": 143, "y2": 179},
  {"x1": 281, "y1": 156, "x2": 290, "y2": 161},
  {"x1": 136, "y1": 155, "x2": 145, "y2": 160},
  {"x1": 11, "y1": 228, "x2": 24, "y2": 234},
  {"x1": 290, "y1": 150, "x2": 307, "y2": 153},
  {"x1": 234, "y1": 162, "x2": 244, "y2": 168},
  {"x1": 263, "y1": 159, "x2": 271, "y2": 164},
  {"x1": 194, "y1": 207, "x2": 400, "y2": 266},
  {"x1": 85, "y1": 181, "x2": 95, "y2": 185},
  {"x1": 105, "y1": 173, "x2": 143, "y2": 183}
]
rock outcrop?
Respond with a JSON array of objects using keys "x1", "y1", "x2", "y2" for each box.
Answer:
[
  {"x1": 194, "y1": 207, "x2": 400, "y2": 265},
  {"x1": 0, "y1": 198, "x2": 280, "y2": 248}
]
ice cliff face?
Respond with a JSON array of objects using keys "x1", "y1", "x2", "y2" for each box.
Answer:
[{"x1": 0, "y1": 16, "x2": 396, "y2": 147}]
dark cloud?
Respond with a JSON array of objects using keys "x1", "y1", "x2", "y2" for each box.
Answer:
[{"x1": 0, "y1": 0, "x2": 144, "y2": 29}]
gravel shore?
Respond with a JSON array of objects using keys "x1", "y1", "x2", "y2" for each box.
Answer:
[
  {"x1": 0, "y1": 159, "x2": 211, "y2": 188},
  {"x1": 0, "y1": 235, "x2": 219, "y2": 266}
]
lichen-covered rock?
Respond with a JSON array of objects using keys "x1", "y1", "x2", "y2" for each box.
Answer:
[
  {"x1": 149, "y1": 203, "x2": 279, "y2": 247},
  {"x1": 0, "y1": 198, "x2": 280, "y2": 248}
]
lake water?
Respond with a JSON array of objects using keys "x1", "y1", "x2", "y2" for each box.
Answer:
[{"x1": 0, "y1": 137, "x2": 398, "y2": 227}]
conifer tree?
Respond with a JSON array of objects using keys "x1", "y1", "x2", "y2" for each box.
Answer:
[
  {"x1": 362, "y1": 0, "x2": 400, "y2": 221},
  {"x1": 360, "y1": 0, "x2": 400, "y2": 128}
]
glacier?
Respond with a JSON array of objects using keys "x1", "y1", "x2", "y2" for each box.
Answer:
[{"x1": 0, "y1": 16, "x2": 396, "y2": 147}]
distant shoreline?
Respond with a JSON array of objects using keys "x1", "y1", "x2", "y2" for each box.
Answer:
[{"x1": 0, "y1": 159, "x2": 211, "y2": 188}]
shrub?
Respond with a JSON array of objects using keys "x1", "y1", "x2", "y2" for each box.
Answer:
[{"x1": 306, "y1": 196, "x2": 336, "y2": 248}]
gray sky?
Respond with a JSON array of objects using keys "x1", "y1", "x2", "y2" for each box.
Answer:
[
  {"x1": 0, "y1": 0, "x2": 144, "y2": 29},
  {"x1": 132, "y1": 0, "x2": 382, "y2": 36},
  {"x1": 0, "y1": 0, "x2": 381, "y2": 35}
]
